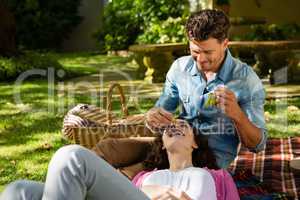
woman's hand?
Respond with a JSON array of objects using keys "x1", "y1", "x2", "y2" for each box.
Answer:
[
  {"x1": 152, "y1": 188, "x2": 192, "y2": 200},
  {"x1": 141, "y1": 185, "x2": 192, "y2": 200}
]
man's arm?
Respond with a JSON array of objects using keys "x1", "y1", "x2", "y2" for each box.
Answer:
[
  {"x1": 154, "y1": 61, "x2": 180, "y2": 113},
  {"x1": 231, "y1": 107, "x2": 264, "y2": 149},
  {"x1": 215, "y1": 86, "x2": 267, "y2": 151},
  {"x1": 146, "y1": 60, "x2": 180, "y2": 128}
]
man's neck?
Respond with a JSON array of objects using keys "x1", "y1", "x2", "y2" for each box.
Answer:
[
  {"x1": 167, "y1": 152, "x2": 193, "y2": 172},
  {"x1": 202, "y1": 51, "x2": 226, "y2": 81}
]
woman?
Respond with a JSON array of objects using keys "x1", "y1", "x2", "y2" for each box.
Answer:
[
  {"x1": 137, "y1": 119, "x2": 219, "y2": 200},
  {"x1": 0, "y1": 120, "x2": 236, "y2": 200}
]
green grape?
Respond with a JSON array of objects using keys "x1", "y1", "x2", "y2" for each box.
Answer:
[{"x1": 204, "y1": 93, "x2": 217, "y2": 108}]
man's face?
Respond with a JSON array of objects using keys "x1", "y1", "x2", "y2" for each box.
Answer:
[{"x1": 189, "y1": 37, "x2": 228, "y2": 73}]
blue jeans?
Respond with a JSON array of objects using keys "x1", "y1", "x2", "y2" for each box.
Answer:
[{"x1": 0, "y1": 145, "x2": 149, "y2": 200}]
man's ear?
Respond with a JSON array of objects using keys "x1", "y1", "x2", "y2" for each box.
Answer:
[{"x1": 222, "y1": 38, "x2": 229, "y2": 49}]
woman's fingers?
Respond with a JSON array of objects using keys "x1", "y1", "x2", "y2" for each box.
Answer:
[
  {"x1": 152, "y1": 192, "x2": 178, "y2": 200},
  {"x1": 181, "y1": 192, "x2": 192, "y2": 200}
]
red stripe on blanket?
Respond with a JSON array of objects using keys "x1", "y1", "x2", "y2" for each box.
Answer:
[{"x1": 229, "y1": 137, "x2": 300, "y2": 200}]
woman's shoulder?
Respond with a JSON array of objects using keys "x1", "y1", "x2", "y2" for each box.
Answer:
[
  {"x1": 184, "y1": 167, "x2": 216, "y2": 179},
  {"x1": 184, "y1": 166, "x2": 213, "y2": 174}
]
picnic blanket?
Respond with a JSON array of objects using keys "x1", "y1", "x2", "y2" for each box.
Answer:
[{"x1": 229, "y1": 137, "x2": 300, "y2": 200}]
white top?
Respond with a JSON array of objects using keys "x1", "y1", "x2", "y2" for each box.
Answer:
[{"x1": 142, "y1": 167, "x2": 217, "y2": 200}]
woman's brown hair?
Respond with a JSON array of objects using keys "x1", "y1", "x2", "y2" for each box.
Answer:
[{"x1": 143, "y1": 127, "x2": 219, "y2": 170}]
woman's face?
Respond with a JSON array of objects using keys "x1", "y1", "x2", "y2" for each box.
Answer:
[{"x1": 162, "y1": 120, "x2": 198, "y2": 152}]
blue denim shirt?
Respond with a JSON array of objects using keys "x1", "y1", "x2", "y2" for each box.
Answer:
[{"x1": 155, "y1": 49, "x2": 267, "y2": 168}]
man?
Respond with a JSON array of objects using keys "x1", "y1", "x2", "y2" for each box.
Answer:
[
  {"x1": 91, "y1": 9, "x2": 267, "y2": 172},
  {"x1": 145, "y1": 9, "x2": 267, "y2": 168}
]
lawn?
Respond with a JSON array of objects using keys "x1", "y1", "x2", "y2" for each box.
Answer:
[{"x1": 0, "y1": 52, "x2": 299, "y2": 191}]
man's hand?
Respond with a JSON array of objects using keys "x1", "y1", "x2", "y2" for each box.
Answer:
[
  {"x1": 145, "y1": 107, "x2": 173, "y2": 132},
  {"x1": 214, "y1": 86, "x2": 243, "y2": 121},
  {"x1": 214, "y1": 86, "x2": 263, "y2": 149}
]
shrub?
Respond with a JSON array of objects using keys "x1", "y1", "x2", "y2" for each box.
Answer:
[
  {"x1": 97, "y1": 0, "x2": 189, "y2": 51},
  {"x1": 0, "y1": 51, "x2": 64, "y2": 81},
  {"x1": 7, "y1": 0, "x2": 82, "y2": 49},
  {"x1": 236, "y1": 23, "x2": 300, "y2": 41},
  {"x1": 96, "y1": 0, "x2": 141, "y2": 51},
  {"x1": 136, "y1": 17, "x2": 188, "y2": 44},
  {"x1": 137, "y1": 0, "x2": 189, "y2": 23}
]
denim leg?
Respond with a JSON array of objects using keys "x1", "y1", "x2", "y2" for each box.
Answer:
[
  {"x1": 42, "y1": 144, "x2": 150, "y2": 200},
  {"x1": 0, "y1": 180, "x2": 44, "y2": 200}
]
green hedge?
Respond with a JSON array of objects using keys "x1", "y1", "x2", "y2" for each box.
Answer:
[
  {"x1": 232, "y1": 23, "x2": 300, "y2": 41},
  {"x1": 0, "y1": 51, "x2": 64, "y2": 81},
  {"x1": 97, "y1": 0, "x2": 189, "y2": 51},
  {"x1": 7, "y1": 0, "x2": 82, "y2": 49},
  {"x1": 136, "y1": 17, "x2": 188, "y2": 44},
  {"x1": 95, "y1": 0, "x2": 141, "y2": 51}
]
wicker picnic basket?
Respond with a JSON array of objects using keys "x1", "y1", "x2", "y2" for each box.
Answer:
[{"x1": 62, "y1": 82, "x2": 153, "y2": 149}]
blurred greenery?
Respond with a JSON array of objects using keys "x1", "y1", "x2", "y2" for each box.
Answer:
[
  {"x1": 0, "y1": 51, "x2": 140, "y2": 82},
  {"x1": 7, "y1": 0, "x2": 82, "y2": 49},
  {"x1": 136, "y1": 17, "x2": 188, "y2": 44},
  {"x1": 0, "y1": 51, "x2": 64, "y2": 81},
  {"x1": 232, "y1": 23, "x2": 300, "y2": 41},
  {"x1": 96, "y1": 0, "x2": 189, "y2": 51}
]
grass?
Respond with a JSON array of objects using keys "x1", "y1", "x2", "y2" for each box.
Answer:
[
  {"x1": 53, "y1": 51, "x2": 140, "y2": 77},
  {"x1": 0, "y1": 51, "x2": 299, "y2": 192}
]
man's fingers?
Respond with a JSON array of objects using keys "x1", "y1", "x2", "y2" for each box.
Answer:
[
  {"x1": 157, "y1": 112, "x2": 172, "y2": 124},
  {"x1": 146, "y1": 108, "x2": 173, "y2": 122},
  {"x1": 157, "y1": 108, "x2": 173, "y2": 121},
  {"x1": 216, "y1": 96, "x2": 233, "y2": 105},
  {"x1": 215, "y1": 92, "x2": 235, "y2": 103},
  {"x1": 215, "y1": 87, "x2": 235, "y2": 99},
  {"x1": 148, "y1": 113, "x2": 171, "y2": 126}
]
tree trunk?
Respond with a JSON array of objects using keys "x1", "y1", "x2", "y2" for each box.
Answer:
[{"x1": 0, "y1": 1, "x2": 17, "y2": 57}]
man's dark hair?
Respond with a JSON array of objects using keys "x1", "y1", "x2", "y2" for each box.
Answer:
[
  {"x1": 143, "y1": 127, "x2": 219, "y2": 170},
  {"x1": 185, "y1": 9, "x2": 230, "y2": 42}
]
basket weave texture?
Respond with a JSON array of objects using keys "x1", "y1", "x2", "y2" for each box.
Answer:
[{"x1": 62, "y1": 82, "x2": 152, "y2": 149}]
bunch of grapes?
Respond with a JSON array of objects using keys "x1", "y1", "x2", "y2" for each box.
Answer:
[{"x1": 204, "y1": 93, "x2": 217, "y2": 108}]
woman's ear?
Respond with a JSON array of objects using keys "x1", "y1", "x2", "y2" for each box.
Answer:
[{"x1": 192, "y1": 141, "x2": 198, "y2": 149}]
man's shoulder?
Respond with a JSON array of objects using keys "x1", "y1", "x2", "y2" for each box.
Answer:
[
  {"x1": 231, "y1": 57, "x2": 257, "y2": 79},
  {"x1": 171, "y1": 55, "x2": 194, "y2": 72},
  {"x1": 230, "y1": 57, "x2": 264, "y2": 92}
]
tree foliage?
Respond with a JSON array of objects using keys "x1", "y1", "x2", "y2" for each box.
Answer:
[
  {"x1": 7, "y1": 0, "x2": 83, "y2": 50},
  {"x1": 97, "y1": 0, "x2": 189, "y2": 51}
]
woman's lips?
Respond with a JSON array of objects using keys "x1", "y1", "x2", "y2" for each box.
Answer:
[{"x1": 165, "y1": 131, "x2": 185, "y2": 137}]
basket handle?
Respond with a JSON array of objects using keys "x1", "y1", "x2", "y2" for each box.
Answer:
[{"x1": 106, "y1": 82, "x2": 129, "y2": 125}]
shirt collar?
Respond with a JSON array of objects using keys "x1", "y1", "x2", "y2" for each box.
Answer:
[
  {"x1": 188, "y1": 49, "x2": 234, "y2": 80},
  {"x1": 188, "y1": 58, "x2": 201, "y2": 76},
  {"x1": 216, "y1": 49, "x2": 234, "y2": 82}
]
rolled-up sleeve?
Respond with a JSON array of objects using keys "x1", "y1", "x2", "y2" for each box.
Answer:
[
  {"x1": 240, "y1": 69, "x2": 268, "y2": 153},
  {"x1": 155, "y1": 61, "x2": 180, "y2": 113}
]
